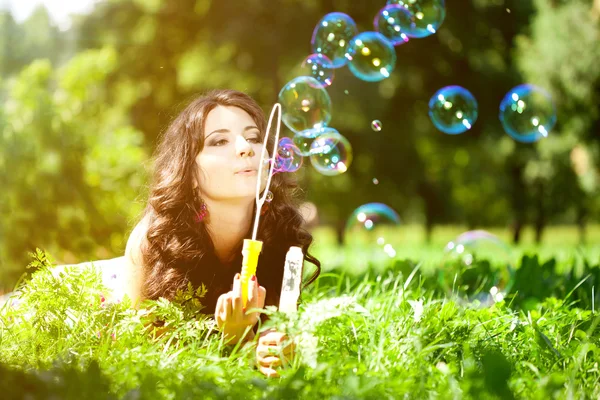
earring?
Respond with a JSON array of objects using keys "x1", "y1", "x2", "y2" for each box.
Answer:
[
  {"x1": 195, "y1": 199, "x2": 209, "y2": 223},
  {"x1": 260, "y1": 191, "x2": 274, "y2": 216}
]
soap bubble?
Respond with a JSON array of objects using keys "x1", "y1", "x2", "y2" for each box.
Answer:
[
  {"x1": 274, "y1": 137, "x2": 303, "y2": 173},
  {"x1": 499, "y1": 84, "x2": 556, "y2": 143},
  {"x1": 429, "y1": 86, "x2": 478, "y2": 134},
  {"x1": 344, "y1": 203, "x2": 402, "y2": 264},
  {"x1": 371, "y1": 120, "x2": 383, "y2": 132},
  {"x1": 374, "y1": 4, "x2": 412, "y2": 46},
  {"x1": 439, "y1": 230, "x2": 515, "y2": 308},
  {"x1": 265, "y1": 190, "x2": 274, "y2": 202},
  {"x1": 311, "y1": 12, "x2": 359, "y2": 69},
  {"x1": 309, "y1": 129, "x2": 353, "y2": 176},
  {"x1": 386, "y1": 0, "x2": 446, "y2": 38},
  {"x1": 345, "y1": 32, "x2": 396, "y2": 82},
  {"x1": 293, "y1": 126, "x2": 336, "y2": 156},
  {"x1": 278, "y1": 76, "x2": 332, "y2": 133},
  {"x1": 301, "y1": 53, "x2": 335, "y2": 87}
]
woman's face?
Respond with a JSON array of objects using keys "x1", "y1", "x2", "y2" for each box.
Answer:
[{"x1": 195, "y1": 105, "x2": 268, "y2": 202}]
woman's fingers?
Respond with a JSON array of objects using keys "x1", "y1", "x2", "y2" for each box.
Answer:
[
  {"x1": 257, "y1": 355, "x2": 282, "y2": 369},
  {"x1": 258, "y1": 365, "x2": 279, "y2": 378},
  {"x1": 257, "y1": 286, "x2": 266, "y2": 308},
  {"x1": 259, "y1": 331, "x2": 288, "y2": 345},
  {"x1": 224, "y1": 294, "x2": 233, "y2": 320},
  {"x1": 215, "y1": 294, "x2": 223, "y2": 316},
  {"x1": 231, "y1": 273, "x2": 243, "y2": 316},
  {"x1": 247, "y1": 275, "x2": 258, "y2": 305}
]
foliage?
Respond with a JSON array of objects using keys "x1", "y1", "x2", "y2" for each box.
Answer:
[
  {"x1": 1, "y1": 249, "x2": 599, "y2": 399},
  {"x1": 0, "y1": 46, "x2": 149, "y2": 289}
]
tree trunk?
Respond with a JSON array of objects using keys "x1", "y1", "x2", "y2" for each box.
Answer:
[
  {"x1": 336, "y1": 219, "x2": 345, "y2": 246},
  {"x1": 512, "y1": 220, "x2": 523, "y2": 244},
  {"x1": 534, "y1": 182, "x2": 546, "y2": 244},
  {"x1": 509, "y1": 161, "x2": 527, "y2": 244},
  {"x1": 417, "y1": 181, "x2": 438, "y2": 245},
  {"x1": 576, "y1": 203, "x2": 587, "y2": 245},
  {"x1": 425, "y1": 219, "x2": 433, "y2": 244}
]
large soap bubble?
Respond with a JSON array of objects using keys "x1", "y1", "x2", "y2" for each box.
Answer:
[
  {"x1": 344, "y1": 203, "x2": 402, "y2": 269},
  {"x1": 374, "y1": 4, "x2": 412, "y2": 46},
  {"x1": 439, "y1": 230, "x2": 515, "y2": 308},
  {"x1": 386, "y1": 0, "x2": 446, "y2": 38},
  {"x1": 345, "y1": 32, "x2": 396, "y2": 82},
  {"x1": 499, "y1": 84, "x2": 556, "y2": 143},
  {"x1": 301, "y1": 53, "x2": 335, "y2": 87},
  {"x1": 429, "y1": 86, "x2": 478, "y2": 134},
  {"x1": 309, "y1": 129, "x2": 352, "y2": 176},
  {"x1": 278, "y1": 76, "x2": 332, "y2": 133},
  {"x1": 311, "y1": 12, "x2": 359, "y2": 69}
]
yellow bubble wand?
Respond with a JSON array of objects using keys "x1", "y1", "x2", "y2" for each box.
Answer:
[{"x1": 240, "y1": 103, "x2": 282, "y2": 308}]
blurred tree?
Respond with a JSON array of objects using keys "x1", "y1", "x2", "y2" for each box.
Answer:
[
  {"x1": 0, "y1": 6, "x2": 69, "y2": 78},
  {"x1": 2, "y1": 0, "x2": 599, "y2": 289},
  {"x1": 515, "y1": 0, "x2": 600, "y2": 243},
  {"x1": 0, "y1": 47, "x2": 148, "y2": 291}
]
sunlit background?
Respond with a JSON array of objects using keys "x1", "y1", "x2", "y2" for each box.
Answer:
[{"x1": 1, "y1": 0, "x2": 600, "y2": 295}]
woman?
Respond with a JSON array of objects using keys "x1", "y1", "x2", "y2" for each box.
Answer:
[{"x1": 122, "y1": 89, "x2": 321, "y2": 378}]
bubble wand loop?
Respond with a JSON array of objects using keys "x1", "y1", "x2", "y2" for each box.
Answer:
[{"x1": 240, "y1": 103, "x2": 282, "y2": 308}]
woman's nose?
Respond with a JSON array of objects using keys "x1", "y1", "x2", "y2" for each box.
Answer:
[{"x1": 235, "y1": 135, "x2": 255, "y2": 157}]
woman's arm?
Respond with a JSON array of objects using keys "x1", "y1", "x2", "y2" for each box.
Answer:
[{"x1": 122, "y1": 215, "x2": 150, "y2": 309}]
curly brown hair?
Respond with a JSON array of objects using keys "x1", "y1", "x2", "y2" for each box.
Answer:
[{"x1": 139, "y1": 89, "x2": 321, "y2": 314}]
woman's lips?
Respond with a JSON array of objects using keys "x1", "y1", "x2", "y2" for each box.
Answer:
[{"x1": 235, "y1": 169, "x2": 257, "y2": 176}]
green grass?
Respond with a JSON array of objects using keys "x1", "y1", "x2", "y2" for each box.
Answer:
[
  {"x1": 0, "y1": 241, "x2": 599, "y2": 399},
  {"x1": 310, "y1": 224, "x2": 600, "y2": 275}
]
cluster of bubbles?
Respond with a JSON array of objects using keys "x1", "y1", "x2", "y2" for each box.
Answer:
[
  {"x1": 428, "y1": 84, "x2": 557, "y2": 142},
  {"x1": 271, "y1": 3, "x2": 546, "y2": 308},
  {"x1": 344, "y1": 202, "x2": 515, "y2": 308},
  {"x1": 276, "y1": 2, "x2": 447, "y2": 178}
]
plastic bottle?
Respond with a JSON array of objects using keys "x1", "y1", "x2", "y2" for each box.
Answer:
[{"x1": 279, "y1": 246, "x2": 304, "y2": 313}]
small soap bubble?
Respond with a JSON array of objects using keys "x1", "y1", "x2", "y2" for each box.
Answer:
[
  {"x1": 301, "y1": 53, "x2": 335, "y2": 87},
  {"x1": 371, "y1": 120, "x2": 383, "y2": 132},
  {"x1": 372, "y1": 178, "x2": 379, "y2": 185},
  {"x1": 374, "y1": 4, "x2": 412, "y2": 46},
  {"x1": 309, "y1": 129, "x2": 353, "y2": 176},
  {"x1": 279, "y1": 76, "x2": 332, "y2": 133},
  {"x1": 345, "y1": 32, "x2": 396, "y2": 82},
  {"x1": 386, "y1": 0, "x2": 446, "y2": 38},
  {"x1": 499, "y1": 84, "x2": 556, "y2": 143},
  {"x1": 265, "y1": 191, "x2": 274, "y2": 203},
  {"x1": 344, "y1": 90, "x2": 350, "y2": 95},
  {"x1": 429, "y1": 86, "x2": 478, "y2": 134},
  {"x1": 344, "y1": 203, "x2": 402, "y2": 263},
  {"x1": 311, "y1": 12, "x2": 359, "y2": 69},
  {"x1": 439, "y1": 230, "x2": 515, "y2": 308}
]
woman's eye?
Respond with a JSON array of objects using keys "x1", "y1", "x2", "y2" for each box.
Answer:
[
  {"x1": 247, "y1": 137, "x2": 261, "y2": 143},
  {"x1": 214, "y1": 139, "x2": 228, "y2": 146}
]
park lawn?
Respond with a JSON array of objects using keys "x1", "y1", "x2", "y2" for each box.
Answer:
[{"x1": 0, "y1": 240, "x2": 598, "y2": 399}]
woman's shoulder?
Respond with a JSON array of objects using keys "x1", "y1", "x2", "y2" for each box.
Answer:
[
  {"x1": 125, "y1": 213, "x2": 151, "y2": 267},
  {"x1": 122, "y1": 214, "x2": 152, "y2": 306}
]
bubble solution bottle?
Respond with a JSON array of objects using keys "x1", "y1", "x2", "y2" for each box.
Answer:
[{"x1": 279, "y1": 246, "x2": 304, "y2": 313}]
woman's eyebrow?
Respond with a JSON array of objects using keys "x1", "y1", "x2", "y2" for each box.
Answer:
[{"x1": 206, "y1": 126, "x2": 259, "y2": 139}]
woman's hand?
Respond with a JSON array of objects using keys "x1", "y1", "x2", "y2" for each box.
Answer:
[
  {"x1": 256, "y1": 329, "x2": 296, "y2": 378},
  {"x1": 215, "y1": 273, "x2": 266, "y2": 344}
]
